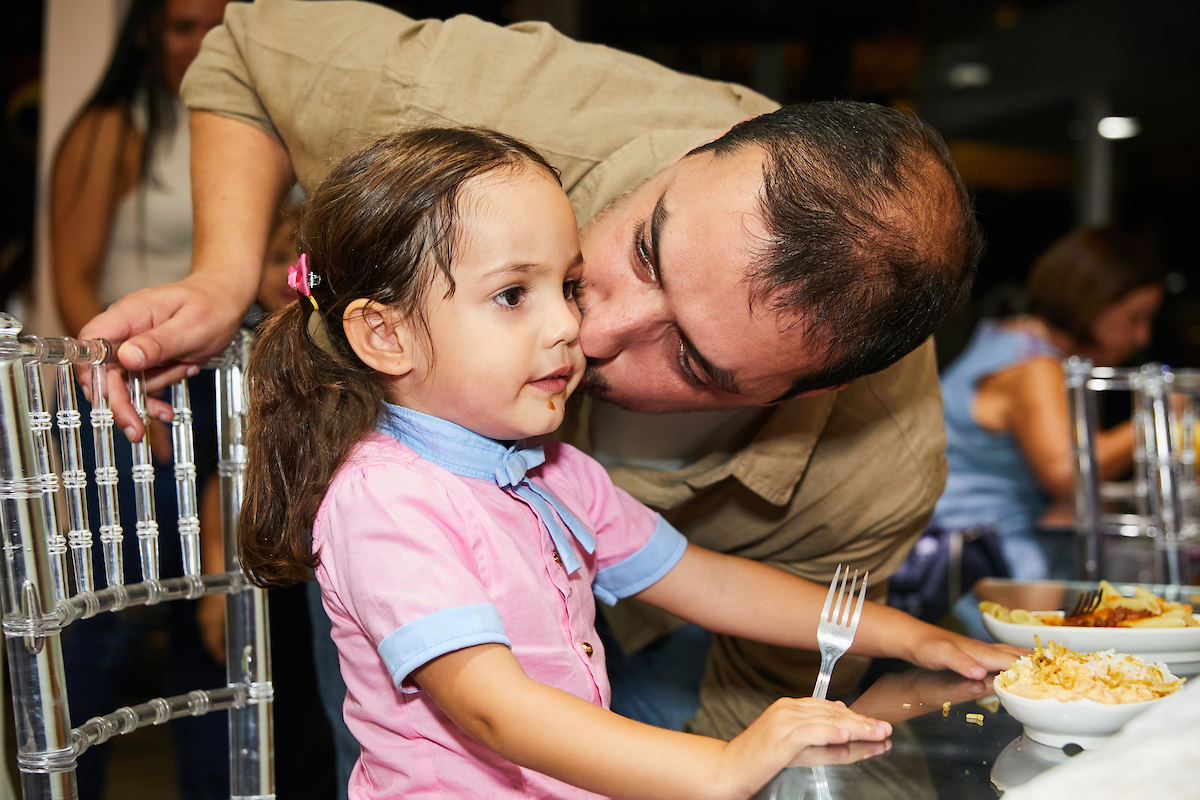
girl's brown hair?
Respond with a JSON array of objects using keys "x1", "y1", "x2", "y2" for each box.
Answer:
[
  {"x1": 240, "y1": 128, "x2": 558, "y2": 587},
  {"x1": 1026, "y1": 226, "x2": 1163, "y2": 343}
]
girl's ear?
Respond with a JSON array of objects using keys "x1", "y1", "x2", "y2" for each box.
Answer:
[{"x1": 343, "y1": 298, "x2": 414, "y2": 377}]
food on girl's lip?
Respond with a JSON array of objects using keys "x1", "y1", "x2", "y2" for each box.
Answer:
[
  {"x1": 996, "y1": 637, "x2": 1184, "y2": 704},
  {"x1": 979, "y1": 581, "x2": 1199, "y2": 628}
]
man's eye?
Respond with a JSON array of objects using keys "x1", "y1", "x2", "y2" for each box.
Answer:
[
  {"x1": 563, "y1": 277, "x2": 587, "y2": 301},
  {"x1": 495, "y1": 286, "x2": 524, "y2": 308},
  {"x1": 676, "y1": 339, "x2": 704, "y2": 387},
  {"x1": 634, "y1": 223, "x2": 657, "y2": 282}
]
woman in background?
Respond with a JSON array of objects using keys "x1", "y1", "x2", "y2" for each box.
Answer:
[
  {"x1": 931, "y1": 226, "x2": 1164, "y2": 582},
  {"x1": 50, "y1": 0, "x2": 230, "y2": 336},
  {"x1": 46, "y1": 2, "x2": 233, "y2": 798}
]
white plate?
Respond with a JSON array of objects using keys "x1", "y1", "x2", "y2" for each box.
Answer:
[
  {"x1": 981, "y1": 611, "x2": 1200, "y2": 663},
  {"x1": 993, "y1": 676, "x2": 1180, "y2": 749}
]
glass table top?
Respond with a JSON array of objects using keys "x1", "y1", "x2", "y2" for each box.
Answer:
[{"x1": 752, "y1": 579, "x2": 1200, "y2": 799}]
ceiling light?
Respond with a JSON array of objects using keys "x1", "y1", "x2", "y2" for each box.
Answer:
[
  {"x1": 948, "y1": 62, "x2": 992, "y2": 89},
  {"x1": 1097, "y1": 117, "x2": 1141, "y2": 139}
]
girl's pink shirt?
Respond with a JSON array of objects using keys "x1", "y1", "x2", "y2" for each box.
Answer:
[{"x1": 313, "y1": 432, "x2": 682, "y2": 799}]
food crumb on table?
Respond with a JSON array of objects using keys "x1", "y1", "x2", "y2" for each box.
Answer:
[
  {"x1": 942, "y1": 701, "x2": 951, "y2": 717},
  {"x1": 965, "y1": 713, "x2": 984, "y2": 726}
]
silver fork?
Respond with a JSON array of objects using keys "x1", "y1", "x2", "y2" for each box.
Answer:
[{"x1": 812, "y1": 564, "x2": 869, "y2": 701}]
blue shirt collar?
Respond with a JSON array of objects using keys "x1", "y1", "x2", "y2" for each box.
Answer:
[
  {"x1": 376, "y1": 404, "x2": 597, "y2": 573},
  {"x1": 377, "y1": 403, "x2": 536, "y2": 482}
]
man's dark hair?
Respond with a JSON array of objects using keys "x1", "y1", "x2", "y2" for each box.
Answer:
[{"x1": 691, "y1": 101, "x2": 984, "y2": 398}]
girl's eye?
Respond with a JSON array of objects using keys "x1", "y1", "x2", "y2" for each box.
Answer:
[{"x1": 495, "y1": 286, "x2": 525, "y2": 308}]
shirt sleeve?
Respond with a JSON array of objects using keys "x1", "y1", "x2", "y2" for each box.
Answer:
[
  {"x1": 315, "y1": 456, "x2": 510, "y2": 692},
  {"x1": 181, "y1": 0, "x2": 427, "y2": 189},
  {"x1": 181, "y1": 0, "x2": 778, "y2": 195}
]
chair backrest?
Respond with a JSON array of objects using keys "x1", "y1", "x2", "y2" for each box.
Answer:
[
  {"x1": 1067, "y1": 357, "x2": 1199, "y2": 585},
  {"x1": 0, "y1": 313, "x2": 274, "y2": 800}
]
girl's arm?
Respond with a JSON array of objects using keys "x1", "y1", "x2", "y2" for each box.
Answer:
[
  {"x1": 51, "y1": 108, "x2": 141, "y2": 337},
  {"x1": 978, "y1": 356, "x2": 1135, "y2": 497},
  {"x1": 636, "y1": 546, "x2": 1026, "y2": 680},
  {"x1": 414, "y1": 643, "x2": 890, "y2": 800}
]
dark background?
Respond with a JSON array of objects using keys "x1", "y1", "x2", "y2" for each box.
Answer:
[{"x1": 6, "y1": 0, "x2": 1198, "y2": 368}]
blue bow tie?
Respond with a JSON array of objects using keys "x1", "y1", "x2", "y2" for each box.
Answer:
[{"x1": 377, "y1": 405, "x2": 597, "y2": 574}]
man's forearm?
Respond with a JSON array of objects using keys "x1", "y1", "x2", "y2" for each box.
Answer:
[{"x1": 189, "y1": 110, "x2": 293, "y2": 307}]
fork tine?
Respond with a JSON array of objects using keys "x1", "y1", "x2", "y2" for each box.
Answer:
[
  {"x1": 835, "y1": 568, "x2": 853, "y2": 624},
  {"x1": 820, "y1": 564, "x2": 842, "y2": 623},
  {"x1": 848, "y1": 570, "x2": 869, "y2": 634},
  {"x1": 837, "y1": 570, "x2": 858, "y2": 625},
  {"x1": 1068, "y1": 589, "x2": 1099, "y2": 618}
]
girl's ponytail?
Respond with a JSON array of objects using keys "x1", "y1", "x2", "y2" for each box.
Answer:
[{"x1": 239, "y1": 299, "x2": 386, "y2": 586}]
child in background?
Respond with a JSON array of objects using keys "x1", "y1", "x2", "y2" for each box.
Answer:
[
  {"x1": 239, "y1": 127, "x2": 1016, "y2": 800},
  {"x1": 197, "y1": 198, "x2": 342, "y2": 799}
]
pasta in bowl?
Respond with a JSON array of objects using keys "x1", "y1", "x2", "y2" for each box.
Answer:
[
  {"x1": 980, "y1": 582, "x2": 1200, "y2": 664},
  {"x1": 993, "y1": 638, "x2": 1185, "y2": 748}
]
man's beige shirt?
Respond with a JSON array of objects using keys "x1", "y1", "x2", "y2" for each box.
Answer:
[{"x1": 184, "y1": 0, "x2": 948, "y2": 739}]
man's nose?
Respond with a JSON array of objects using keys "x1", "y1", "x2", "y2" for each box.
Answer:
[{"x1": 578, "y1": 289, "x2": 666, "y2": 360}]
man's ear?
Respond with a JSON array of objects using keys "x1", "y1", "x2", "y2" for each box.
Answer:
[{"x1": 342, "y1": 298, "x2": 414, "y2": 377}]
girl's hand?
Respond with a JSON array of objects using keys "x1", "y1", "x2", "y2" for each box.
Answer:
[
  {"x1": 903, "y1": 628, "x2": 1027, "y2": 680},
  {"x1": 717, "y1": 698, "x2": 891, "y2": 800}
]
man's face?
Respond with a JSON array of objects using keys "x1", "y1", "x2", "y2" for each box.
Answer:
[{"x1": 576, "y1": 147, "x2": 824, "y2": 412}]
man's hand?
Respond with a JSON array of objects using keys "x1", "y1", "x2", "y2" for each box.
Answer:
[{"x1": 78, "y1": 274, "x2": 247, "y2": 440}]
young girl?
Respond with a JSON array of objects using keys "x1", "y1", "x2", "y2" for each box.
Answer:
[{"x1": 240, "y1": 128, "x2": 1014, "y2": 800}]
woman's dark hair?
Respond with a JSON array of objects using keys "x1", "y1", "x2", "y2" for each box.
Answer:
[
  {"x1": 239, "y1": 127, "x2": 558, "y2": 587},
  {"x1": 1026, "y1": 226, "x2": 1164, "y2": 343},
  {"x1": 60, "y1": 0, "x2": 177, "y2": 198}
]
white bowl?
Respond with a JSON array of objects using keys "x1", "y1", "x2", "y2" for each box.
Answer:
[
  {"x1": 993, "y1": 675, "x2": 1180, "y2": 749},
  {"x1": 981, "y1": 611, "x2": 1200, "y2": 664}
]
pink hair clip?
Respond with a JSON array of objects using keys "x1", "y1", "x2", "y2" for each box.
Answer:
[{"x1": 287, "y1": 253, "x2": 321, "y2": 310}]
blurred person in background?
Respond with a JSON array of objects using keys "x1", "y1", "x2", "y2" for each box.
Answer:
[
  {"x1": 197, "y1": 195, "x2": 342, "y2": 799},
  {"x1": 46, "y1": 1, "x2": 233, "y2": 798},
  {"x1": 929, "y1": 226, "x2": 1163, "y2": 585}
]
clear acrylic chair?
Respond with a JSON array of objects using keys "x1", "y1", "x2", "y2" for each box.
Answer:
[
  {"x1": 0, "y1": 313, "x2": 273, "y2": 800},
  {"x1": 1066, "y1": 357, "x2": 1199, "y2": 585}
]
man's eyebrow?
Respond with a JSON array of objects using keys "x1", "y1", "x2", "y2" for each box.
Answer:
[
  {"x1": 649, "y1": 190, "x2": 669, "y2": 283},
  {"x1": 651, "y1": 188, "x2": 742, "y2": 395},
  {"x1": 684, "y1": 339, "x2": 741, "y2": 395}
]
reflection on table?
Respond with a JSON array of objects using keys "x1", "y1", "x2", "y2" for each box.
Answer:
[{"x1": 753, "y1": 579, "x2": 1200, "y2": 799}]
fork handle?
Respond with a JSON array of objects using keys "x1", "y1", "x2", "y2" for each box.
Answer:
[{"x1": 812, "y1": 652, "x2": 836, "y2": 700}]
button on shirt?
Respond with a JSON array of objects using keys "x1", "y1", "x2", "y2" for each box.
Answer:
[{"x1": 313, "y1": 406, "x2": 687, "y2": 799}]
